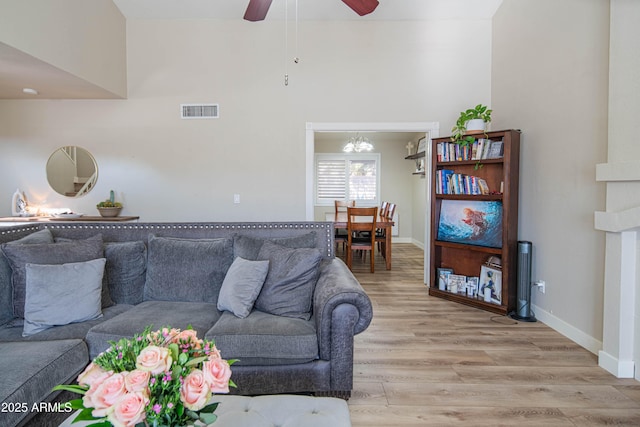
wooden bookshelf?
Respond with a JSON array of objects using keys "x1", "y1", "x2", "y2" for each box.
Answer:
[{"x1": 428, "y1": 129, "x2": 520, "y2": 315}]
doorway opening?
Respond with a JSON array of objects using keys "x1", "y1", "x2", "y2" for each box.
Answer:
[{"x1": 305, "y1": 121, "x2": 440, "y2": 284}]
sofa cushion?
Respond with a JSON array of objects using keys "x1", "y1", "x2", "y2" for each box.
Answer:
[
  {"x1": 104, "y1": 241, "x2": 147, "y2": 305},
  {"x1": 254, "y1": 241, "x2": 322, "y2": 320},
  {"x1": 0, "y1": 229, "x2": 54, "y2": 326},
  {"x1": 0, "y1": 304, "x2": 132, "y2": 343},
  {"x1": 206, "y1": 310, "x2": 318, "y2": 366},
  {"x1": 1, "y1": 234, "x2": 104, "y2": 318},
  {"x1": 144, "y1": 235, "x2": 233, "y2": 304},
  {"x1": 85, "y1": 300, "x2": 223, "y2": 358},
  {"x1": 23, "y1": 258, "x2": 106, "y2": 337},
  {"x1": 218, "y1": 257, "x2": 269, "y2": 319},
  {"x1": 233, "y1": 232, "x2": 318, "y2": 260},
  {"x1": 0, "y1": 339, "x2": 88, "y2": 427}
]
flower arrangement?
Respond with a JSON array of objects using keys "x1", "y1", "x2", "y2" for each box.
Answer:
[{"x1": 54, "y1": 326, "x2": 236, "y2": 427}]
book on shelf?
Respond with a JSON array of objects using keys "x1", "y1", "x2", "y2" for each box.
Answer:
[
  {"x1": 486, "y1": 140, "x2": 504, "y2": 159},
  {"x1": 436, "y1": 138, "x2": 504, "y2": 162},
  {"x1": 435, "y1": 170, "x2": 490, "y2": 195},
  {"x1": 437, "y1": 138, "x2": 504, "y2": 162}
]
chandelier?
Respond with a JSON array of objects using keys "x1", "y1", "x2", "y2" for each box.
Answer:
[{"x1": 343, "y1": 134, "x2": 374, "y2": 153}]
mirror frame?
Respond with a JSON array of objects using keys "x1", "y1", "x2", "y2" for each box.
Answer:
[{"x1": 46, "y1": 146, "x2": 98, "y2": 197}]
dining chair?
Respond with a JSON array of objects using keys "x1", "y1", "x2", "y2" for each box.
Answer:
[
  {"x1": 380, "y1": 201, "x2": 389, "y2": 218},
  {"x1": 334, "y1": 200, "x2": 355, "y2": 254},
  {"x1": 376, "y1": 202, "x2": 396, "y2": 258},
  {"x1": 346, "y1": 206, "x2": 378, "y2": 273}
]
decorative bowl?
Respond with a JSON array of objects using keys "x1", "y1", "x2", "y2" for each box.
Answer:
[{"x1": 97, "y1": 207, "x2": 122, "y2": 217}]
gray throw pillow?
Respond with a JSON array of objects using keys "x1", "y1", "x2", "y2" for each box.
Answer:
[
  {"x1": 0, "y1": 234, "x2": 104, "y2": 318},
  {"x1": 144, "y1": 235, "x2": 233, "y2": 304},
  {"x1": 254, "y1": 241, "x2": 322, "y2": 320},
  {"x1": 217, "y1": 257, "x2": 269, "y2": 318},
  {"x1": 233, "y1": 232, "x2": 317, "y2": 260},
  {"x1": 104, "y1": 241, "x2": 147, "y2": 305},
  {"x1": 0, "y1": 229, "x2": 54, "y2": 326},
  {"x1": 22, "y1": 258, "x2": 106, "y2": 336}
]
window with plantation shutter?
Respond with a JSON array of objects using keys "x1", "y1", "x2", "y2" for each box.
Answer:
[{"x1": 315, "y1": 153, "x2": 380, "y2": 206}]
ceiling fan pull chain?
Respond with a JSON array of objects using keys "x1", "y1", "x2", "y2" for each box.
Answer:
[
  {"x1": 284, "y1": 0, "x2": 289, "y2": 86},
  {"x1": 293, "y1": 0, "x2": 299, "y2": 64}
]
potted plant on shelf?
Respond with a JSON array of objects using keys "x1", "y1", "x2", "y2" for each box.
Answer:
[
  {"x1": 96, "y1": 190, "x2": 122, "y2": 217},
  {"x1": 451, "y1": 104, "x2": 493, "y2": 146}
]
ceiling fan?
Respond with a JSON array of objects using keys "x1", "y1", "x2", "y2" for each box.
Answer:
[{"x1": 244, "y1": 0, "x2": 380, "y2": 22}]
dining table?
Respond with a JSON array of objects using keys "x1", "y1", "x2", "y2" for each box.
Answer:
[{"x1": 325, "y1": 211, "x2": 395, "y2": 270}]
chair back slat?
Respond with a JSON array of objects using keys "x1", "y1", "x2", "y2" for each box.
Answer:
[
  {"x1": 386, "y1": 203, "x2": 396, "y2": 219},
  {"x1": 335, "y1": 200, "x2": 356, "y2": 213}
]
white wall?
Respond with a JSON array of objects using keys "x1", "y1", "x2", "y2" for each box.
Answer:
[
  {"x1": 492, "y1": 0, "x2": 609, "y2": 350},
  {"x1": 0, "y1": 18, "x2": 492, "y2": 222},
  {"x1": 0, "y1": 0, "x2": 126, "y2": 98}
]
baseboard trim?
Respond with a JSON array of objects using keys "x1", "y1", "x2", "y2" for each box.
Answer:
[
  {"x1": 598, "y1": 350, "x2": 636, "y2": 378},
  {"x1": 531, "y1": 304, "x2": 603, "y2": 356},
  {"x1": 393, "y1": 237, "x2": 413, "y2": 244},
  {"x1": 411, "y1": 239, "x2": 425, "y2": 249}
]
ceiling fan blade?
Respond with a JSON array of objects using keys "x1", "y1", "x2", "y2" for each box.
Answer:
[
  {"x1": 342, "y1": 0, "x2": 379, "y2": 16},
  {"x1": 244, "y1": 0, "x2": 273, "y2": 22}
]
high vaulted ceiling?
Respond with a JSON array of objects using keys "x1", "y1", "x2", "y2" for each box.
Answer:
[
  {"x1": 0, "y1": 0, "x2": 502, "y2": 99},
  {"x1": 112, "y1": 0, "x2": 502, "y2": 21}
]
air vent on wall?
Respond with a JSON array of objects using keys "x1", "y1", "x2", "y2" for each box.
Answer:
[{"x1": 180, "y1": 104, "x2": 219, "y2": 119}]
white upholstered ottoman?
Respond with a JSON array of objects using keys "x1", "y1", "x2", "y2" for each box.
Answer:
[
  {"x1": 59, "y1": 394, "x2": 351, "y2": 427},
  {"x1": 212, "y1": 395, "x2": 351, "y2": 427}
]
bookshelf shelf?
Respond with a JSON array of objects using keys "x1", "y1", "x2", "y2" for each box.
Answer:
[{"x1": 429, "y1": 129, "x2": 521, "y2": 315}]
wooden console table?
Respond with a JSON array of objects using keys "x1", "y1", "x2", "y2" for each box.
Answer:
[
  {"x1": 0, "y1": 216, "x2": 139, "y2": 226},
  {"x1": 47, "y1": 216, "x2": 139, "y2": 222}
]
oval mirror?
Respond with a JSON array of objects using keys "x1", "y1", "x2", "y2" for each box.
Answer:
[{"x1": 46, "y1": 146, "x2": 98, "y2": 197}]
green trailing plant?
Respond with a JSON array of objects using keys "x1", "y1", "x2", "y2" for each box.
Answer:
[{"x1": 451, "y1": 104, "x2": 493, "y2": 146}]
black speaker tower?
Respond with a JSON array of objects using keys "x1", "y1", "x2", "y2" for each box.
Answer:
[{"x1": 510, "y1": 241, "x2": 537, "y2": 322}]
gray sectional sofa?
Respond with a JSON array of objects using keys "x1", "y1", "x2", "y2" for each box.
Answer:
[{"x1": 0, "y1": 222, "x2": 373, "y2": 427}]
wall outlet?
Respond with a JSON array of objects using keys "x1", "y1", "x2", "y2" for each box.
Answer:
[
  {"x1": 233, "y1": 194, "x2": 240, "y2": 204},
  {"x1": 534, "y1": 280, "x2": 546, "y2": 294}
]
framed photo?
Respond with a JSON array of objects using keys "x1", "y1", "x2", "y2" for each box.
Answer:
[
  {"x1": 437, "y1": 199, "x2": 503, "y2": 248},
  {"x1": 466, "y1": 276, "x2": 479, "y2": 297},
  {"x1": 479, "y1": 265, "x2": 502, "y2": 304},
  {"x1": 436, "y1": 268, "x2": 453, "y2": 291},
  {"x1": 448, "y1": 274, "x2": 467, "y2": 293},
  {"x1": 417, "y1": 137, "x2": 427, "y2": 154}
]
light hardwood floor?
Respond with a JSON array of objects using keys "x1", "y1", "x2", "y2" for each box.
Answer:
[{"x1": 343, "y1": 243, "x2": 640, "y2": 426}]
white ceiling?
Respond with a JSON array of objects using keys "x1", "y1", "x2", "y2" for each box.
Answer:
[
  {"x1": 112, "y1": 0, "x2": 503, "y2": 21},
  {"x1": 0, "y1": 0, "x2": 502, "y2": 99}
]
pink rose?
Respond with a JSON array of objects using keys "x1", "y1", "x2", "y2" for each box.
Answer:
[
  {"x1": 124, "y1": 370, "x2": 150, "y2": 394},
  {"x1": 78, "y1": 362, "x2": 109, "y2": 387},
  {"x1": 172, "y1": 329, "x2": 201, "y2": 349},
  {"x1": 136, "y1": 346, "x2": 172, "y2": 375},
  {"x1": 202, "y1": 358, "x2": 231, "y2": 394},
  {"x1": 107, "y1": 391, "x2": 149, "y2": 427},
  {"x1": 82, "y1": 370, "x2": 113, "y2": 410},
  {"x1": 88, "y1": 372, "x2": 127, "y2": 417},
  {"x1": 205, "y1": 343, "x2": 222, "y2": 360},
  {"x1": 180, "y1": 369, "x2": 211, "y2": 411}
]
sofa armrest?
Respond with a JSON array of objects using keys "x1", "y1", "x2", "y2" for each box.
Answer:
[{"x1": 313, "y1": 258, "x2": 373, "y2": 360}]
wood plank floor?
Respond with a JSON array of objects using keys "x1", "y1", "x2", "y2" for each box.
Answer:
[{"x1": 342, "y1": 243, "x2": 640, "y2": 426}]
